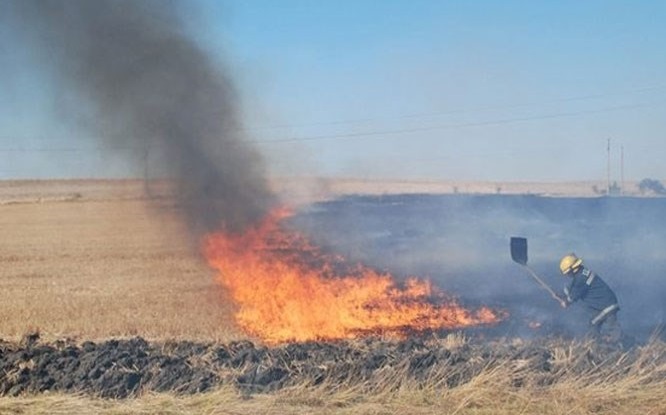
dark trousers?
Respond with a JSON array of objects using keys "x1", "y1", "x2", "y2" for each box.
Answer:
[{"x1": 588, "y1": 311, "x2": 622, "y2": 344}]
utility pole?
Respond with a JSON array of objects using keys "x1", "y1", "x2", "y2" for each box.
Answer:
[
  {"x1": 607, "y1": 138, "x2": 611, "y2": 196},
  {"x1": 142, "y1": 144, "x2": 151, "y2": 198},
  {"x1": 620, "y1": 145, "x2": 625, "y2": 196}
]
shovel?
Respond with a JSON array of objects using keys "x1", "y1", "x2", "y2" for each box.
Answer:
[{"x1": 510, "y1": 237, "x2": 566, "y2": 307}]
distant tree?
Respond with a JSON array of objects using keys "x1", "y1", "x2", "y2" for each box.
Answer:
[
  {"x1": 609, "y1": 181, "x2": 621, "y2": 196},
  {"x1": 638, "y1": 178, "x2": 666, "y2": 195}
]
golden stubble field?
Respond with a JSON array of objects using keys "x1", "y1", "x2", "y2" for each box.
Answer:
[{"x1": 0, "y1": 180, "x2": 242, "y2": 343}]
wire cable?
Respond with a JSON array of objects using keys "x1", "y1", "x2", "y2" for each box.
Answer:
[{"x1": 250, "y1": 101, "x2": 665, "y2": 144}]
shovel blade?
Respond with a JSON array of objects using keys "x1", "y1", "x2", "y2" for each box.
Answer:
[{"x1": 510, "y1": 237, "x2": 528, "y2": 265}]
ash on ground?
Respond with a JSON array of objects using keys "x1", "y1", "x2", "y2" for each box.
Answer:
[{"x1": 1, "y1": 333, "x2": 663, "y2": 398}]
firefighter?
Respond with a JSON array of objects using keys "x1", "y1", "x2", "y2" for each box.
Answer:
[{"x1": 559, "y1": 253, "x2": 622, "y2": 344}]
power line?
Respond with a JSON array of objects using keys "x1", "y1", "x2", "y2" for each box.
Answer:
[
  {"x1": 245, "y1": 83, "x2": 666, "y2": 132},
  {"x1": 250, "y1": 101, "x2": 665, "y2": 144},
  {"x1": 1, "y1": 100, "x2": 663, "y2": 151}
]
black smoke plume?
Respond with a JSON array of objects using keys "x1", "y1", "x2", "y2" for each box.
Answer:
[{"x1": 10, "y1": 0, "x2": 274, "y2": 233}]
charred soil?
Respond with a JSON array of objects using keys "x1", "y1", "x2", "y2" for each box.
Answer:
[{"x1": 1, "y1": 333, "x2": 662, "y2": 399}]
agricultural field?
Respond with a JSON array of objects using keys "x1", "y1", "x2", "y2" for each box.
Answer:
[
  {"x1": 1, "y1": 179, "x2": 666, "y2": 414},
  {"x1": 0, "y1": 180, "x2": 240, "y2": 343}
]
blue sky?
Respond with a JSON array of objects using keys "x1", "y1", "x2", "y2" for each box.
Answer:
[{"x1": 1, "y1": 0, "x2": 665, "y2": 181}]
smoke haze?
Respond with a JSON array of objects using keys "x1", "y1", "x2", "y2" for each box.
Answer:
[
  {"x1": 291, "y1": 194, "x2": 666, "y2": 342},
  {"x1": 9, "y1": 0, "x2": 274, "y2": 233}
]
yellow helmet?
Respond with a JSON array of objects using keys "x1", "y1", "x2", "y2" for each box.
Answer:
[{"x1": 559, "y1": 253, "x2": 583, "y2": 275}]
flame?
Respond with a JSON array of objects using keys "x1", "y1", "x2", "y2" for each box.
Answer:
[{"x1": 203, "y1": 208, "x2": 503, "y2": 344}]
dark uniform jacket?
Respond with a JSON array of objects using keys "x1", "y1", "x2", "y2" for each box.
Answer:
[{"x1": 565, "y1": 266, "x2": 618, "y2": 313}]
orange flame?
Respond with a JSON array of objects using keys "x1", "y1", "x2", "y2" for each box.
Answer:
[{"x1": 203, "y1": 208, "x2": 502, "y2": 344}]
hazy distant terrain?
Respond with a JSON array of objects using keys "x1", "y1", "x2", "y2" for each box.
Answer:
[{"x1": 0, "y1": 177, "x2": 654, "y2": 206}]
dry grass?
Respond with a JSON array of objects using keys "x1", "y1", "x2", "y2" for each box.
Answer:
[{"x1": 0, "y1": 181, "x2": 243, "y2": 343}]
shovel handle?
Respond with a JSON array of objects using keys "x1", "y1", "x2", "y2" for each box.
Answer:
[{"x1": 523, "y1": 265, "x2": 566, "y2": 306}]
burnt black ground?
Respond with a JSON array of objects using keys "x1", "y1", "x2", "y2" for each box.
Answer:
[
  {"x1": 289, "y1": 194, "x2": 666, "y2": 342},
  {"x1": 0, "y1": 333, "x2": 654, "y2": 398}
]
